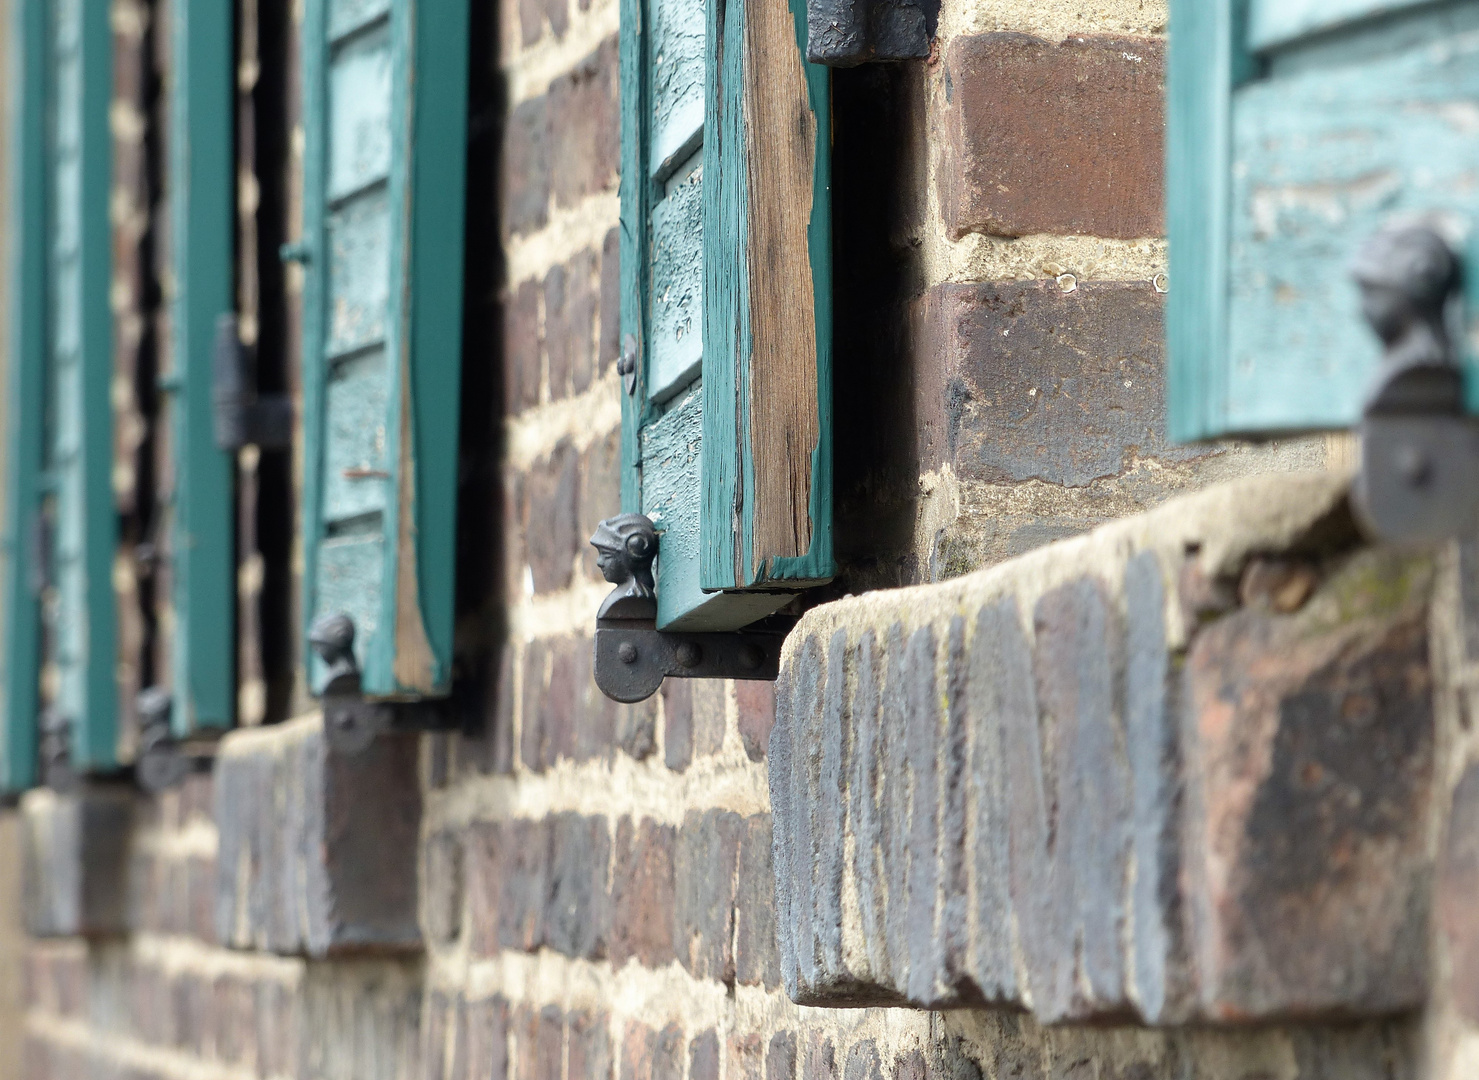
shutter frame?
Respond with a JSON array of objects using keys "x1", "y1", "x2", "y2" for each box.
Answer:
[
  {"x1": 169, "y1": 0, "x2": 237, "y2": 735},
  {"x1": 0, "y1": 0, "x2": 50, "y2": 793},
  {"x1": 300, "y1": 0, "x2": 469, "y2": 699}
]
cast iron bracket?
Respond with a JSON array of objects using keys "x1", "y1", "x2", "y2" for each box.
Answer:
[
  {"x1": 591, "y1": 514, "x2": 787, "y2": 703},
  {"x1": 134, "y1": 687, "x2": 192, "y2": 793},
  {"x1": 807, "y1": 0, "x2": 939, "y2": 65},
  {"x1": 310, "y1": 613, "x2": 454, "y2": 755},
  {"x1": 1352, "y1": 224, "x2": 1479, "y2": 543}
]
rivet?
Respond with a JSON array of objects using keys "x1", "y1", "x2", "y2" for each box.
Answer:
[
  {"x1": 1396, "y1": 444, "x2": 1434, "y2": 489},
  {"x1": 738, "y1": 644, "x2": 763, "y2": 671},
  {"x1": 618, "y1": 641, "x2": 639, "y2": 664},
  {"x1": 676, "y1": 642, "x2": 702, "y2": 668}
]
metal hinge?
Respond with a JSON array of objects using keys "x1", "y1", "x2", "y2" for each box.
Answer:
[
  {"x1": 213, "y1": 314, "x2": 293, "y2": 452},
  {"x1": 806, "y1": 0, "x2": 939, "y2": 66},
  {"x1": 590, "y1": 514, "x2": 787, "y2": 703},
  {"x1": 309, "y1": 613, "x2": 455, "y2": 754},
  {"x1": 1351, "y1": 224, "x2": 1479, "y2": 543}
]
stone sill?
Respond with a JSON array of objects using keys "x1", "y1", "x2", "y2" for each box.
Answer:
[{"x1": 770, "y1": 471, "x2": 1436, "y2": 1025}]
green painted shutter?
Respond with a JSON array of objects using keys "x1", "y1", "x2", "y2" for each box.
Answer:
[
  {"x1": 300, "y1": 0, "x2": 469, "y2": 697},
  {"x1": 0, "y1": 0, "x2": 50, "y2": 793},
  {"x1": 619, "y1": 0, "x2": 833, "y2": 633},
  {"x1": 46, "y1": 0, "x2": 117, "y2": 772},
  {"x1": 168, "y1": 0, "x2": 237, "y2": 734},
  {"x1": 1168, "y1": 0, "x2": 1479, "y2": 440}
]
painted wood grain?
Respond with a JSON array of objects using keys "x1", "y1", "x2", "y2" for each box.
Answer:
[
  {"x1": 651, "y1": 0, "x2": 706, "y2": 178},
  {"x1": 648, "y1": 155, "x2": 704, "y2": 402},
  {"x1": 2, "y1": 0, "x2": 49, "y2": 792},
  {"x1": 1248, "y1": 0, "x2": 1436, "y2": 51}
]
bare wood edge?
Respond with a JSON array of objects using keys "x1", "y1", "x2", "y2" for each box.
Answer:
[
  {"x1": 392, "y1": 351, "x2": 437, "y2": 693},
  {"x1": 742, "y1": 0, "x2": 818, "y2": 574}
]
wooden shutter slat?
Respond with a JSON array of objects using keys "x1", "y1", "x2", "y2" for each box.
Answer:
[
  {"x1": 169, "y1": 0, "x2": 237, "y2": 734},
  {"x1": 1247, "y1": 0, "x2": 1434, "y2": 52},
  {"x1": 301, "y1": 0, "x2": 468, "y2": 698}
]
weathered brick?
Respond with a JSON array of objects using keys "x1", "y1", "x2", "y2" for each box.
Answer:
[
  {"x1": 514, "y1": 1006, "x2": 562, "y2": 1080},
  {"x1": 729, "y1": 1034, "x2": 765, "y2": 1080},
  {"x1": 938, "y1": 33, "x2": 1164, "y2": 240},
  {"x1": 569, "y1": 1010, "x2": 611, "y2": 1080},
  {"x1": 892, "y1": 1051, "x2": 925, "y2": 1080},
  {"x1": 1442, "y1": 764, "x2": 1479, "y2": 1022},
  {"x1": 20, "y1": 786, "x2": 135, "y2": 938},
  {"x1": 654, "y1": 1024, "x2": 684, "y2": 1080},
  {"x1": 691, "y1": 680, "x2": 726, "y2": 757},
  {"x1": 767, "y1": 1033, "x2": 797, "y2": 1080},
  {"x1": 802, "y1": 1036, "x2": 836, "y2": 1080},
  {"x1": 424, "y1": 831, "x2": 465, "y2": 945},
  {"x1": 547, "y1": 40, "x2": 620, "y2": 209},
  {"x1": 689, "y1": 1030, "x2": 720, "y2": 1080},
  {"x1": 616, "y1": 697, "x2": 658, "y2": 762},
  {"x1": 674, "y1": 810, "x2": 742, "y2": 981},
  {"x1": 502, "y1": 97, "x2": 550, "y2": 240},
  {"x1": 905, "y1": 625, "x2": 943, "y2": 1005},
  {"x1": 519, "y1": 0, "x2": 567, "y2": 46},
  {"x1": 1182, "y1": 548, "x2": 1435, "y2": 1020},
  {"x1": 736, "y1": 815, "x2": 780, "y2": 989},
  {"x1": 610, "y1": 818, "x2": 676, "y2": 967},
  {"x1": 546, "y1": 813, "x2": 610, "y2": 959},
  {"x1": 212, "y1": 719, "x2": 423, "y2": 957},
  {"x1": 526, "y1": 440, "x2": 581, "y2": 594},
  {"x1": 466, "y1": 818, "x2": 553, "y2": 955},
  {"x1": 599, "y1": 227, "x2": 621, "y2": 377},
  {"x1": 545, "y1": 636, "x2": 581, "y2": 764},
  {"x1": 466, "y1": 997, "x2": 510, "y2": 1080},
  {"x1": 843, "y1": 1042, "x2": 882, "y2": 1080},
  {"x1": 917, "y1": 282, "x2": 1195, "y2": 490},
  {"x1": 621, "y1": 1022, "x2": 656, "y2": 1080},
  {"x1": 579, "y1": 428, "x2": 622, "y2": 583},
  {"x1": 546, "y1": 251, "x2": 598, "y2": 400},
  {"x1": 737, "y1": 681, "x2": 776, "y2": 762},
  {"x1": 521, "y1": 638, "x2": 551, "y2": 771},
  {"x1": 663, "y1": 681, "x2": 694, "y2": 772}
]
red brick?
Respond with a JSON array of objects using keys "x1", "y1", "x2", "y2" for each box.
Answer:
[
  {"x1": 610, "y1": 818, "x2": 676, "y2": 967},
  {"x1": 525, "y1": 441, "x2": 581, "y2": 594},
  {"x1": 568, "y1": 1010, "x2": 612, "y2": 1080},
  {"x1": 547, "y1": 39, "x2": 620, "y2": 210},
  {"x1": 736, "y1": 682, "x2": 776, "y2": 762},
  {"x1": 1441, "y1": 764, "x2": 1479, "y2": 1021},
  {"x1": 938, "y1": 33, "x2": 1164, "y2": 240},
  {"x1": 579, "y1": 428, "x2": 622, "y2": 583},
  {"x1": 1182, "y1": 550, "x2": 1435, "y2": 1020},
  {"x1": 663, "y1": 681, "x2": 694, "y2": 772},
  {"x1": 502, "y1": 97, "x2": 550, "y2": 240},
  {"x1": 504, "y1": 279, "x2": 542, "y2": 414},
  {"x1": 546, "y1": 250, "x2": 599, "y2": 400}
]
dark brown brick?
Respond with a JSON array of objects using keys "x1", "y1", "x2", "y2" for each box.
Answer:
[
  {"x1": 1182, "y1": 549, "x2": 1435, "y2": 1020},
  {"x1": 521, "y1": 638, "x2": 551, "y2": 770},
  {"x1": 569, "y1": 1010, "x2": 612, "y2": 1080},
  {"x1": 580, "y1": 428, "x2": 623, "y2": 582},
  {"x1": 502, "y1": 97, "x2": 550, "y2": 240},
  {"x1": 546, "y1": 250, "x2": 598, "y2": 400},
  {"x1": 504, "y1": 279, "x2": 542, "y2": 415},
  {"x1": 466, "y1": 997, "x2": 511, "y2": 1080},
  {"x1": 736, "y1": 815, "x2": 781, "y2": 988},
  {"x1": 802, "y1": 1036, "x2": 836, "y2": 1080},
  {"x1": 767, "y1": 1033, "x2": 797, "y2": 1080},
  {"x1": 610, "y1": 818, "x2": 676, "y2": 967},
  {"x1": 424, "y1": 831, "x2": 465, "y2": 945},
  {"x1": 526, "y1": 441, "x2": 581, "y2": 594},
  {"x1": 917, "y1": 281, "x2": 1200, "y2": 490},
  {"x1": 736, "y1": 682, "x2": 776, "y2": 762},
  {"x1": 547, "y1": 39, "x2": 620, "y2": 209},
  {"x1": 938, "y1": 33, "x2": 1164, "y2": 240},
  {"x1": 616, "y1": 697, "x2": 658, "y2": 762},
  {"x1": 674, "y1": 810, "x2": 743, "y2": 981},
  {"x1": 546, "y1": 813, "x2": 611, "y2": 959},
  {"x1": 599, "y1": 227, "x2": 621, "y2": 378},
  {"x1": 689, "y1": 1030, "x2": 721, "y2": 1080},
  {"x1": 486, "y1": 819, "x2": 552, "y2": 953}
]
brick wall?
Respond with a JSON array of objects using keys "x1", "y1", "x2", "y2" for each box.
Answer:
[{"x1": 16, "y1": 0, "x2": 1456, "y2": 1078}]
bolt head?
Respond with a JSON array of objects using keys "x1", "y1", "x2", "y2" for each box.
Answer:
[
  {"x1": 618, "y1": 641, "x2": 639, "y2": 664},
  {"x1": 675, "y1": 642, "x2": 702, "y2": 668},
  {"x1": 1396, "y1": 443, "x2": 1434, "y2": 489},
  {"x1": 738, "y1": 643, "x2": 764, "y2": 670}
]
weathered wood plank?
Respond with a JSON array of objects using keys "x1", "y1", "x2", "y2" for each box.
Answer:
[
  {"x1": 651, "y1": 0, "x2": 706, "y2": 177},
  {"x1": 647, "y1": 156, "x2": 704, "y2": 401},
  {"x1": 701, "y1": 0, "x2": 832, "y2": 593},
  {"x1": 1248, "y1": 0, "x2": 1435, "y2": 51}
]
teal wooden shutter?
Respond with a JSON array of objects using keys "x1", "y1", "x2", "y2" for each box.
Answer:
[
  {"x1": 1168, "y1": 0, "x2": 1479, "y2": 440},
  {"x1": 168, "y1": 0, "x2": 237, "y2": 734},
  {"x1": 300, "y1": 0, "x2": 469, "y2": 697},
  {"x1": 619, "y1": 0, "x2": 833, "y2": 632},
  {"x1": 0, "y1": 0, "x2": 50, "y2": 793},
  {"x1": 46, "y1": 0, "x2": 117, "y2": 772}
]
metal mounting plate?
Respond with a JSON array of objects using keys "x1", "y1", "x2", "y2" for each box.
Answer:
[{"x1": 594, "y1": 621, "x2": 786, "y2": 703}]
